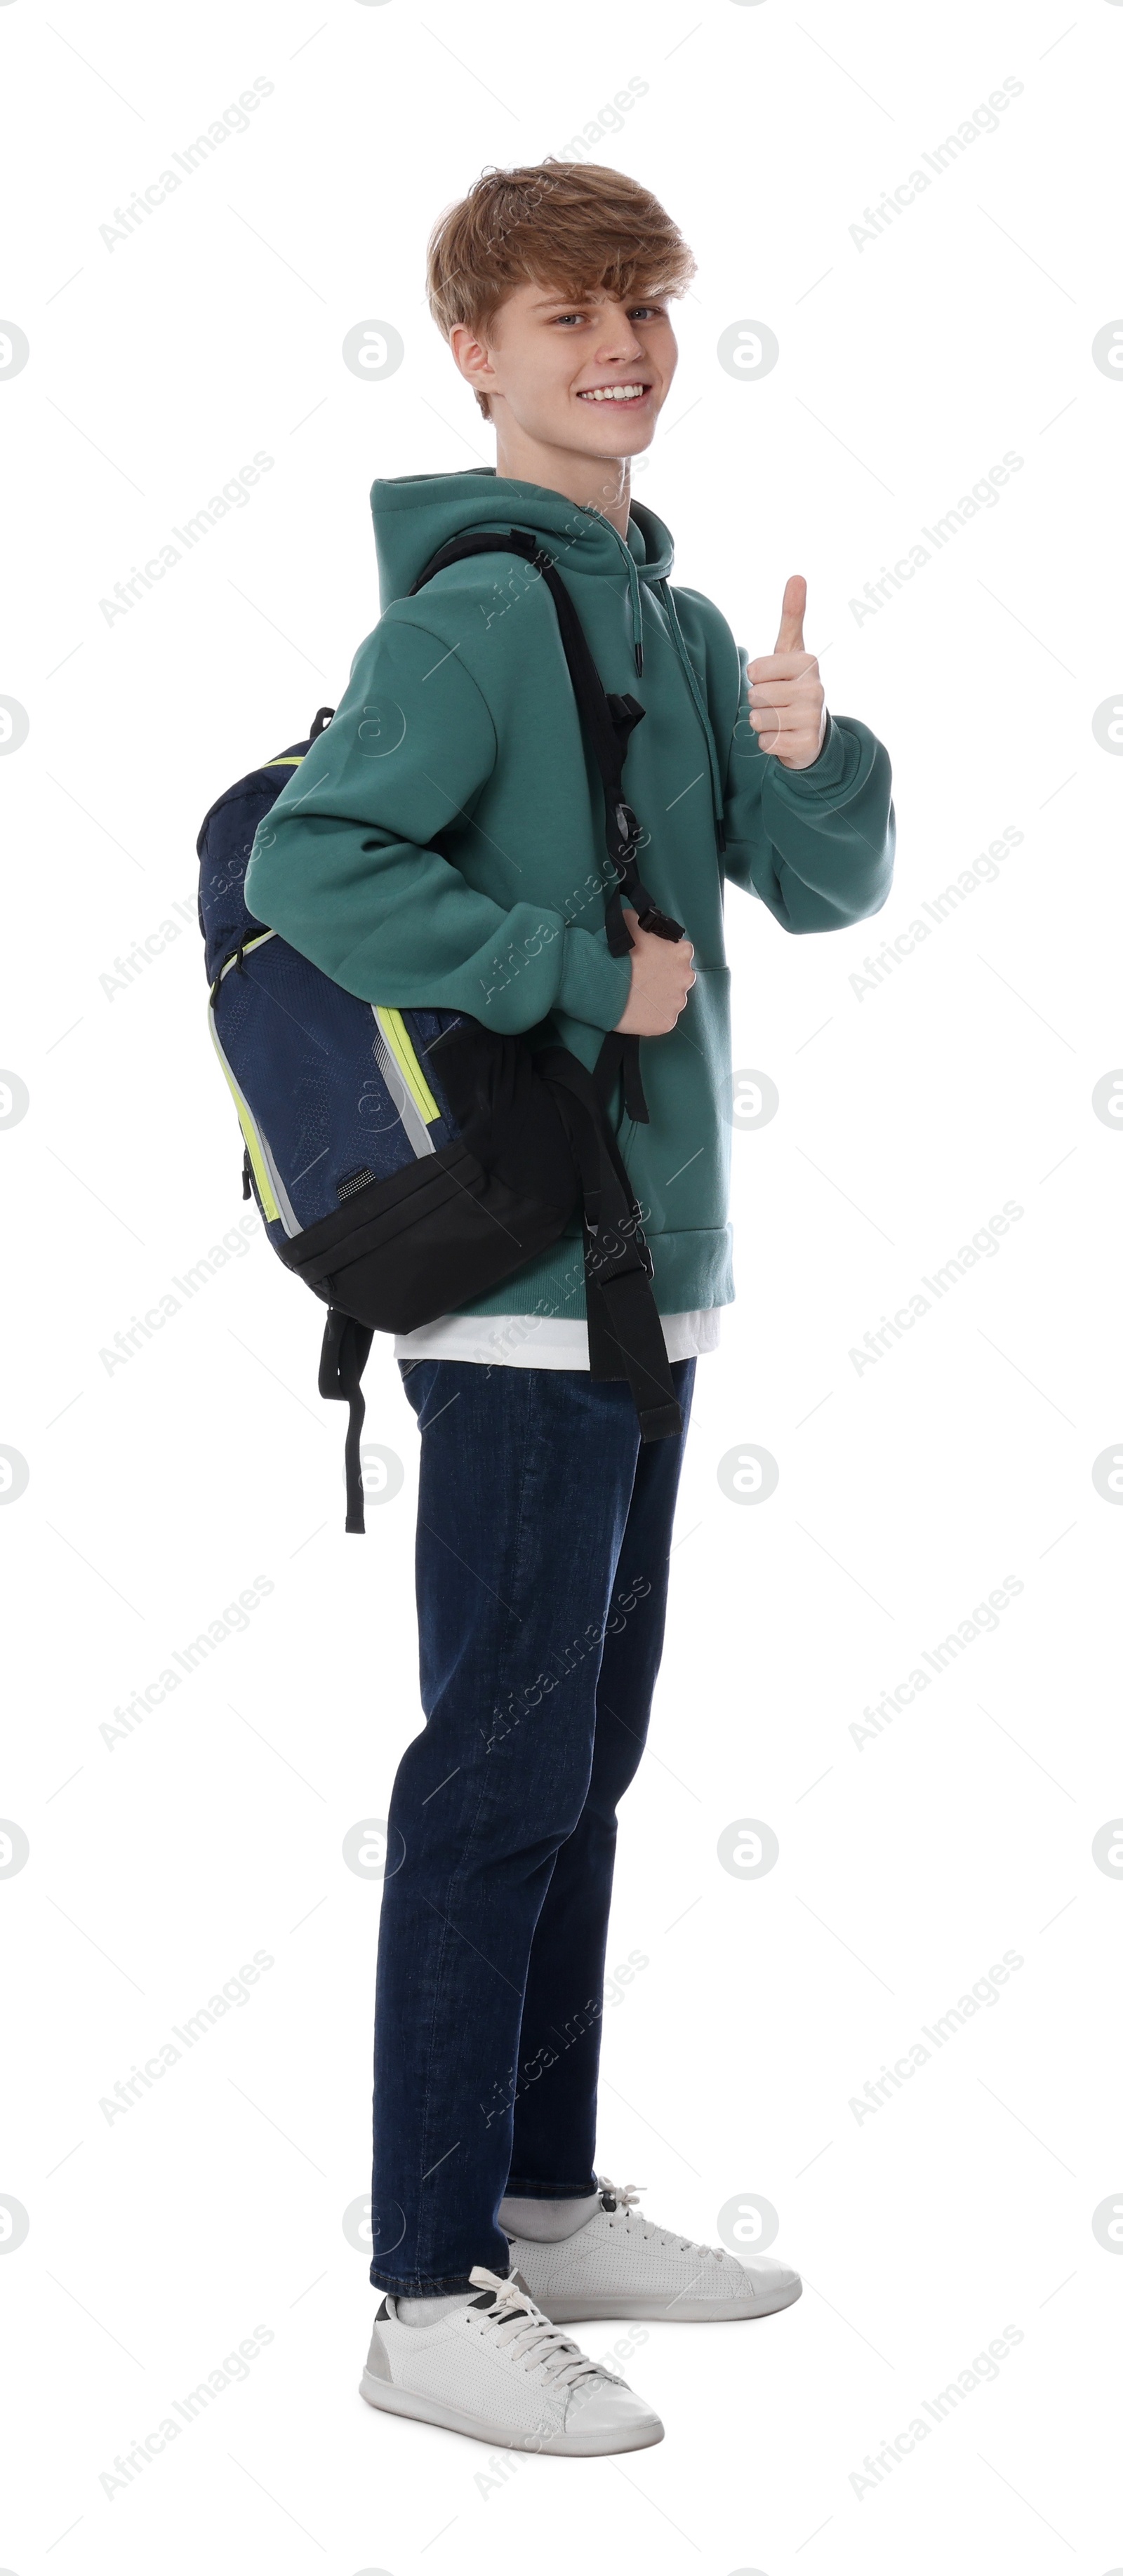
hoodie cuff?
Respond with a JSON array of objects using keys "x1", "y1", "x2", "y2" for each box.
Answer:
[
  {"x1": 770, "y1": 707, "x2": 848, "y2": 792},
  {"x1": 555, "y1": 924, "x2": 634, "y2": 1031}
]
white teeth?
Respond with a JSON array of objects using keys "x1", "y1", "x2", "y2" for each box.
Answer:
[{"x1": 578, "y1": 385, "x2": 646, "y2": 402}]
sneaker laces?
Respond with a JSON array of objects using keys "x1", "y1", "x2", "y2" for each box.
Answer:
[
  {"x1": 595, "y1": 2175, "x2": 729, "y2": 2262},
  {"x1": 467, "y1": 2265, "x2": 618, "y2": 2389}
]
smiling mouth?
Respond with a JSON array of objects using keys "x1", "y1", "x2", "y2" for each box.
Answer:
[{"x1": 576, "y1": 384, "x2": 651, "y2": 406}]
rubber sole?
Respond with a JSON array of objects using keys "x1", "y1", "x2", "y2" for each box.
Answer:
[
  {"x1": 359, "y1": 2371, "x2": 664, "y2": 2455},
  {"x1": 530, "y1": 2278, "x2": 804, "y2": 2325}
]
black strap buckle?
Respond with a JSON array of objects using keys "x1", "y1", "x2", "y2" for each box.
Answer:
[{"x1": 611, "y1": 798, "x2": 642, "y2": 862}]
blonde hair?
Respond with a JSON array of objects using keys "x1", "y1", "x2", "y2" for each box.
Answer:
[{"x1": 426, "y1": 159, "x2": 696, "y2": 419}]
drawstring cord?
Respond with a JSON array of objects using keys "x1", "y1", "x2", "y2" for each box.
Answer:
[
  {"x1": 656, "y1": 578, "x2": 728, "y2": 851},
  {"x1": 571, "y1": 506, "x2": 728, "y2": 851}
]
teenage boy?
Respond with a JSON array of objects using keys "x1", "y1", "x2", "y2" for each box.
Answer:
[{"x1": 245, "y1": 160, "x2": 894, "y2": 2456}]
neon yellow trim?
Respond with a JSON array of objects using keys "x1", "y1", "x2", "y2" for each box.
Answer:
[
  {"x1": 378, "y1": 1009, "x2": 441, "y2": 1123},
  {"x1": 208, "y1": 1016, "x2": 280, "y2": 1221},
  {"x1": 263, "y1": 754, "x2": 304, "y2": 768},
  {"x1": 217, "y1": 930, "x2": 275, "y2": 982}
]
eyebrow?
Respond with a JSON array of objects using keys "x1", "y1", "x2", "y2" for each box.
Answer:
[{"x1": 527, "y1": 291, "x2": 660, "y2": 311}]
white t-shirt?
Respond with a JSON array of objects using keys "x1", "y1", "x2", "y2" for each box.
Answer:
[{"x1": 393, "y1": 1307, "x2": 722, "y2": 1369}]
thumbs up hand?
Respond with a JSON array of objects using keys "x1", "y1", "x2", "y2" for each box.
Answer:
[{"x1": 746, "y1": 575, "x2": 827, "y2": 770}]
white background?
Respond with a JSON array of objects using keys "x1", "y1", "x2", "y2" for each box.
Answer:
[{"x1": 2, "y1": 1, "x2": 1120, "y2": 2568}]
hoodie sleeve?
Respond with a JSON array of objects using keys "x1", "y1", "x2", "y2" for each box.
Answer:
[
  {"x1": 243, "y1": 613, "x2": 632, "y2": 1036},
  {"x1": 719, "y1": 653, "x2": 895, "y2": 933}
]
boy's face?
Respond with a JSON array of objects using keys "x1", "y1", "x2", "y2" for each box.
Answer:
[{"x1": 452, "y1": 283, "x2": 677, "y2": 462}]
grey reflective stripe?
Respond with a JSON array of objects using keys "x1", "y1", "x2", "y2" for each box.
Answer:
[
  {"x1": 254, "y1": 1123, "x2": 302, "y2": 1237},
  {"x1": 208, "y1": 1011, "x2": 302, "y2": 1238},
  {"x1": 371, "y1": 1011, "x2": 436, "y2": 1159}
]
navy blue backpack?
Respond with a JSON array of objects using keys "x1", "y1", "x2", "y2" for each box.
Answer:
[{"x1": 197, "y1": 526, "x2": 685, "y2": 1530}]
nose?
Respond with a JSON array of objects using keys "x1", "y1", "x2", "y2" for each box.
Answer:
[{"x1": 597, "y1": 307, "x2": 647, "y2": 360}]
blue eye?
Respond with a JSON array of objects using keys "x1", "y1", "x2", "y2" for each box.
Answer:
[{"x1": 551, "y1": 305, "x2": 666, "y2": 325}]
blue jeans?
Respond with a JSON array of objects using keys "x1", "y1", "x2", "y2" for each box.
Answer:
[{"x1": 368, "y1": 1354, "x2": 696, "y2": 2293}]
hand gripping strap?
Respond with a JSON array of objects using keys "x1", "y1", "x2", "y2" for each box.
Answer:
[{"x1": 318, "y1": 1309, "x2": 375, "y2": 1532}]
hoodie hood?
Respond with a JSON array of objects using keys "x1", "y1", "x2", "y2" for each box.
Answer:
[{"x1": 369, "y1": 467, "x2": 724, "y2": 834}]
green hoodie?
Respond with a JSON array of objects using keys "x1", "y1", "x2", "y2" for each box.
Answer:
[{"x1": 244, "y1": 468, "x2": 893, "y2": 1321}]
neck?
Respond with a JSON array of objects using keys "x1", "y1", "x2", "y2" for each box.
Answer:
[{"x1": 492, "y1": 422, "x2": 632, "y2": 538}]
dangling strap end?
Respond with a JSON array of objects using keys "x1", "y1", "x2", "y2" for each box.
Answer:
[
  {"x1": 620, "y1": 1035, "x2": 649, "y2": 1125},
  {"x1": 638, "y1": 1397, "x2": 683, "y2": 1443},
  {"x1": 318, "y1": 1311, "x2": 375, "y2": 1534}
]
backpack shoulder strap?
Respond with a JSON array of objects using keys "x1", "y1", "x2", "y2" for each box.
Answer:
[
  {"x1": 408, "y1": 527, "x2": 684, "y2": 1125},
  {"x1": 408, "y1": 527, "x2": 682, "y2": 959}
]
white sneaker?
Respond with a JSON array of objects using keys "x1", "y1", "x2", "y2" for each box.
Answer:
[
  {"x1": 506, "y1": 2178, "x2": 803, "y2": 2324},
  {"x1": 359, "y1": 2264, "x2": 664, "y2": 2455}
]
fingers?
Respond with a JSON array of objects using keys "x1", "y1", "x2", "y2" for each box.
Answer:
[
  {"x1": 747, "y1": 694, "x2": 799, "y2": 737},
  {"x1": 631, "y1": 922, "x2": 695, "y2": 968},
  {"x1": 773, "y1": 572, "x2": 806, "y2": 655},
  {"x1": 748, "y1": 692, "x2": 823, "y2": 760},
  {"x1": 745, "y1": 677, "x2": 809, "y2": 706},
  {"x1": 616, "y1": 905, "x2": 696, "y2": 1037},
  {"x1": 746, "y1": 601, "x2": 823, "y2": 763},
  {"x1": 746, "y1": 653, "x2": 816, "y2": 685}
]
